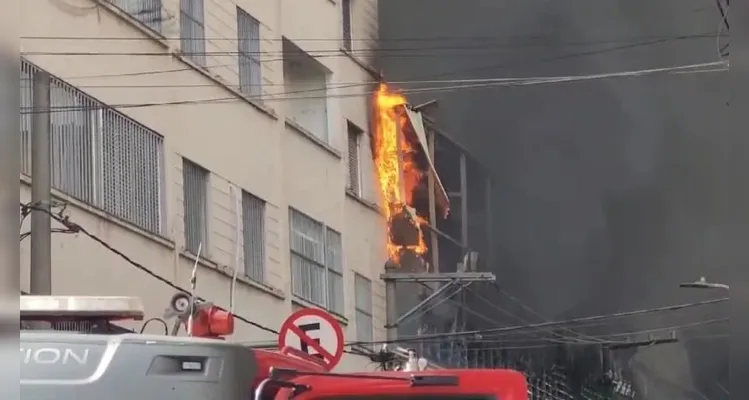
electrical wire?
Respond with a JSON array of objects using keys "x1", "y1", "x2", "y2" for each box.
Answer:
[
  {"x1": 345, "y1": 297, "x2": 728, "y2": 346},
  {"x1": 18, "y1": 61, "x2": 727, "y2": 114},
  {"x1": 20, "y1": 60, "x2": 727, "y2": 89},
  {"x1": 140, "y1": 317, "x2": 170, "y2": 335},
  {"x1": 18, "y1": 202, "x2": 378, "y2": 357},
  {"x1": 24, "y1": 32, "x2": 724, "y2": 83},
  {"x1": 20, "y1": 202, "x2": 279, "y2": 335},
  {"x1": 407, "y1": 317, "x2": 728, "y2": 346},
  {"x1": 20, "y1": 32, "x2": 723, "y2": 44},
  {"x1": 471, "y1": 285, "x2": 607, "y2": 344}
]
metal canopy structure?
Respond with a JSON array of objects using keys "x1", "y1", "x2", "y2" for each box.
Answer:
[{"x1": 382, "y1": 271, "x2": 496, "y2": 341}]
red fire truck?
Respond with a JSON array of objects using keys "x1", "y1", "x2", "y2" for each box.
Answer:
[{"x1": 20, "y1": 294, "x2": 528, "y2": 400}]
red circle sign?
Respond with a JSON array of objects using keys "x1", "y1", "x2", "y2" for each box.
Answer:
[{"x1": 278, "y1": 308, "x2": 344, "y2": 370}]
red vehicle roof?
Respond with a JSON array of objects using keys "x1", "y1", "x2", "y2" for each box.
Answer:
[{"x1": 277, "y1": 368, "x2": 528, "y2": 400}]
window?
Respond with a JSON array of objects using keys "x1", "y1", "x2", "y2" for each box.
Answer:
[
  {"x1": 237, "y1": 8, "x2": 262, "y2": 99},
  {"x1": 346, "y1": 122, "x2": 362, "y2": 195},
  {"x1": 242, "y1": 191, "x2": 265, "y2": 283},
  {"x1": 283, "y1": 39, "x2": 329, "y2": 142},
  {"x1": 341, "y1": 0, "x2": 353, "y2": 51},
  {"x1": 110, "y1": 0, "x2": 162, "y2": 32},
  {"x1": 289, "y1": 208, "x2": 344, "y2": 314},
  {"x1": 354, "y1": 273, "x2": 373, "y2": 345},
  {"x1": 20, "y1": 59, "x2": 165, "y2": 234},
  {"x1": 49, "y1": 81, "x2": 98, "y2": 205},
  {"x1": 180, "y1": 0, "x2": 206, "y2": 66},
  {"x1": 182, "y1": 159, "x2": 209, "y2": 255}
]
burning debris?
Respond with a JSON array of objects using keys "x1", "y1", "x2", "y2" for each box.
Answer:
[{"x1": 373, "y1": 84, "x2": 429, "y2": 267}]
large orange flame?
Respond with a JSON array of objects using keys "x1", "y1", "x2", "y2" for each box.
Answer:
[{"x1": 373, "y1": 83, "x2": 428, "y2": 264}]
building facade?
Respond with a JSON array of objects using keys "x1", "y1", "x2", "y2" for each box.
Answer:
[{"x1": 19, "y1": 0, "x2": 385, "y2": 371}]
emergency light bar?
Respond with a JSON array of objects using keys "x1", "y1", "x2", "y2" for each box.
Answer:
[{"x1": 20, "y1": 295, "x2": 145, "y2": 321}]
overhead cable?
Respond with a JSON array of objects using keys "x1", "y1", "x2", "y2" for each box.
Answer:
[
  {"x1": 346, "y1": 296, "x2": 729, "y2": 346},
  {"x1": 20, "y1": 202, "x2": 279, "y2": 335},
  {"x1": 18, "y1": 61, "x2": 727, "y2": 115}
]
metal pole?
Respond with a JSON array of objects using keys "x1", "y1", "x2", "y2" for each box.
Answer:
[
  {"x1": 484, "y1": 175, "x2": 493, "y2": 267},
  {"x1": 30, "y1": 70, "x2": 51, "y2": 296},
  {"x1": 385, "y1": 278, "x2": 398, "y2": 343},
  {"x1": 459, "y1": 152, "x2": 468, "y2": 247},
  {"x1": 426, "y1": 130, "x2": 439, "y2": 272},
  {"x1": 1, "y1": 53, "x2": 21, "y2": 313}
]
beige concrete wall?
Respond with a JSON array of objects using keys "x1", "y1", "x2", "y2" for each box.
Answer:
[{"x1": 20, "y1": 0, "x2": 382, "y2": 371}]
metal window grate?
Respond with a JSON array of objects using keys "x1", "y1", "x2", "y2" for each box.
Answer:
[
  {"x1": 20, "y1": 59, "x2": 165, "y2": 234},
  {"x1": 325, "y1": 228, "x2": 344, "y2": 314},
  {"x1": 237, "y1": 7, "x2": 262, "y2": 99},
  {"x1": 20, "y1": 61, "x2": 36, "y2": 176},
  {"x1": 242, "y1": 191, "x2": 265, "y2": 283},
  {"x1": 346, "y1": 122, "x2": 361, "y2": 195},
  {"x1": 180, "y1": 0, "x2": 206, "y2": 66},
  {"x1": 109, "y1": 0, "x2": 163, "y2": 32},
  {"x1": 354, "y1": 273, "x2": 373, "y2": 344},
  {"x1": 182, "y1": 158, "x2": 209, "y2": 254},
  {"x1": 289, "y1": 209, "x2": 344, "y2": 313},
  {"x1": 50, "y1": 79, "x2": 98, "y2": 205},
  {"x1": 102, "y1": 109, "x2": 163, "y2": 234},
  {"x1": 341, "y1": 0, "x2": 353, "y2": 51}
]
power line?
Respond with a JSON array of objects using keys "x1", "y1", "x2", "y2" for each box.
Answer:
[
  {"x1": 480, "y1": 284, "x2": 608, "y2": 344},
  {"x1": 18, "y1": 61, "x2": 727, "y2": 114},
  {"x1": 400, "y1": 35, "x2": 724, "y2": 83},
  {"x1": 20, "y1": 202, "x2": 279, "y2": 335},
  {"x1": 20, "y1": 32, "x2": 724, "y2": 58},
  {"x1": 31, "y1": 32, "x2": 723, "y2": 82},
  {"x1": 22, "y1": 60, "x2": 727, "y2": 89},
  {"x1": 346, "y1": 296, "x2": 729, "y2": 346},
  {"x1": 20, "y1": 32, "x2": 724, "y2": 44}
]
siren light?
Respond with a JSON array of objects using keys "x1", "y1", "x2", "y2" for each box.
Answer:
[{"x1": 20, "y1": 295, "x2": 145, "y2": 322}]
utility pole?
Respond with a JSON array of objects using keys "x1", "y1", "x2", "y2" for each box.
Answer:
[
  {"x1": 1, "y1": 56, "x2": 21, "y2": 306},
  {"x1": 30, "y1": 70, "x2": 52, "y2": 296}
]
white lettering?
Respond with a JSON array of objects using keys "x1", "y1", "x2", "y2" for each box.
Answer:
[{"x1": 20, "y1": 347, "x2": 90, "y2": 365}]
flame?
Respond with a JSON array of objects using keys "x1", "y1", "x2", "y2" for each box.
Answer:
[{"x1": 373, "y1": 83, "x2": 428, "y2": 264}]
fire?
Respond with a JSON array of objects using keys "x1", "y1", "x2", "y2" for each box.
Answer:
[{"x1": 373, "y1": 83, "x2": 428, "y2": 264}]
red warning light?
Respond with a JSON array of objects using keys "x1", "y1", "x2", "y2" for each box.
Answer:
[{"x1": 189, "y1": 306, "x2": 234, "y2": 338}]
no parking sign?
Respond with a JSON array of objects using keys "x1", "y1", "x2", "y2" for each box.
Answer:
[{"x1": 278, "y1": 308, "x2": 344, "y2": 370}]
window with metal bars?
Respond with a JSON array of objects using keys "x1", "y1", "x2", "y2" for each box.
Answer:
[
  {"x1": 180, "y1": 0, "x2": 206, "y2": 66},
  {"x1": 109, "y1": 0, "x2": 163, "y2": 32},
  {"x1": 354, "y1": 273, "x2": 373, "y2": 345},
  {"x1": 20, "y1": 59, "x2": 165, "y2": 235},
  {"x1": 346, "y1": 121, "x2": 362, "y2": 196},
  {"x1": 182, "y1": 158, "x2": 209, "y2": 255},
  {"x1": 242, "y1": 190, "x2": 265, "y2": 283},
  {"x1": 237, "y1": 7, "x2": 262, "y2": 99},
  {"x1": 341, "y1": 0, "x2": 353, "y2": 51},
  {"x1": 289, "y1": 208, "x2": 344, "y2": 315}
]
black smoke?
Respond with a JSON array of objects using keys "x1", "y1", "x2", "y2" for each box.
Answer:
[{"x1": 378, "y1": 0, "x2": 732, "y2": 398}]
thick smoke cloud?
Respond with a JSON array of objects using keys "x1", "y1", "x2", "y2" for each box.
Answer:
[{"x1": 379, "y1": 0, "x2": 732, "y2": 398}]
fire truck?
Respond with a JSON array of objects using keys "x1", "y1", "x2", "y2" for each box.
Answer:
[{"x1": 20, "y1": 294, "x2": 528, "y2": 400}]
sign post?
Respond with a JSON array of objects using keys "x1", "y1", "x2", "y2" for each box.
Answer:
[{"x1": 278, "y1": 308, "x2": 344, "y2": 371}]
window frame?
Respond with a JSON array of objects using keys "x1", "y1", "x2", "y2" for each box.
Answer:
[
  {"x1": 341, "y1": 0, "x2": 353, "y2": 51},
  {"x1": 236, "y1": 7, "x2": 262, "y2": 98},
  {"x1": 354, "y1": 273, "x2": 373, "y2": 344},
  {"x1": 346, "y1": 121, "x2": 363, "y2": 196},
  {"x1": 179, "y1": 0, "x2": 207, "y2": 66},
  {"x1": 289, "y1": 208, "x2": 344, "y2": 315},
  {"x1": 182, "y1": 158, "x2": 210, "y2": 255},
  {"x1": 242, "y1": 190, "x2": 266, "y2": 283},
  {"x1": 109, "y1": 0, "x2": 163, "y2": 32}
]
